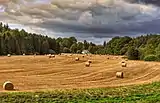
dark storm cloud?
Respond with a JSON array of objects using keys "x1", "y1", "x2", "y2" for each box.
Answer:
[
  {"x1": 125, "y1": 0, "x2": 160, "y2": 6},
  {"x1": 0, "y1": 0, "x2": 160, "y2": 42}
]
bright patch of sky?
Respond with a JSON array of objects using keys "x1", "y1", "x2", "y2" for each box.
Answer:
[
  {"x1": 33, "y1": 0, "x2": 51, "y2": 4},
  {"x1": 0, "y1": 5, "x2": 5, "y2": 12}
]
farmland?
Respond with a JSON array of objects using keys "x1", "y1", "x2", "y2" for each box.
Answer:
[{"x1": 0, "y1": 54, "x2": 159, "y2": 91}]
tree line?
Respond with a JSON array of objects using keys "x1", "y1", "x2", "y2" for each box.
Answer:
[
  {"x1": 0, "y1": 23, "x2": 160, "y2": 61},
  {"x1": 0, "y1": 23, "x2": 99, "y2": 55},
  {"x1": 103, "y1": 35, "x2": 160, "y2": 61}
]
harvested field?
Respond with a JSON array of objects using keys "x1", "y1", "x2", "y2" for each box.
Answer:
[{"x1": 0, "y1": 55, "x2": 159, "y2": 92}]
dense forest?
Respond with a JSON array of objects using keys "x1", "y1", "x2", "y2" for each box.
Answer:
[
  {"x1": 104, "y1": 35, "x2": 160, "y2": 61},
  {"x1": 0, "y1": 23, "x2": 100, "y2": 55},
  {"x1": 0, "y1": 23, "x2": 160, "y2": 61}
]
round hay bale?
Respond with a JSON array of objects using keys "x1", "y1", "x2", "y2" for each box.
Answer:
[
  {"x1": 51, "y1": 55, "x2": 55, "y2": 58},
  {"x1": 116, "y1": 72, "x2": 124, "y2": 78},
  {"x1": 3, "y1": 81, "x2": 14, "y2": 90},
  {"x1": 23, "y1": 53, "x2": 25, "y2": 56},
  {"x1": 121, "y1": 60, "x2": 125, "y2": 63},
  {"x1": 85, "y1": 62, "x2": 90, "y2": 67},
  {"x1": 7, "y1": 54, "x2": 11, "y2": 57},
  {"x1": 48, "y1": 55, "x2": 52, "y2": 58},
  {"x1": 75, "y1": 57, "x2": 79, "y2": 61},
  {"x1": 48, "y1": 54, "x2": 55, "y2": 58},
  {"x1": 47, "y1": 54, "x2": 51, "y2": 57},
  {"x1": 88, "y1": 60, "x2": 92, "y2": 63},
  {"x1": 122, "y1": 62, "x2": 127, "y2": 67}
]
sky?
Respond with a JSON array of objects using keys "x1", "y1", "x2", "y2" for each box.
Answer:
[{"x1": 0, "y1": 0, "x2": 160, "y2": 44}]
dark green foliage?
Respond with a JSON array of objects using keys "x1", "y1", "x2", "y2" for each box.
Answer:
[
  {"x1": 105, "y1": 36, "x2": 132, "y2": 55},
  {"x1": 127, "y1": 47, "x2": 139, "y2": 60},
  {"x1": 144, "y1": 55, "x2": 158, "y2": 61},
  {"x1": 69, "y1": 37, "x2": 77, "y2": 44},
  {"x1": 157, "y1": 54, "x2": 160, "y2": 61},
  {"x1": 0, "y1": 23, "x2": 84, "y2": 55},
  {"x1": 0, "y1": 23, "x2": 103, "y2": 55},
  {"x1": 63, "y1": 47, "x2": 70, "y2": 53},
  {"x1": 103, "y1": 41, "x2": 106, "y2": 47},
  {"x1": 104, "y1": 34, "x2": 160, "y2": 61},
  {"x1": 0, "y1": 24, "x2": 61, "y2": 55},
  {"x1": 83, "y1": 40, "x2": 89, "y2": 50},
  {"x1": 155, "y1": 43, "x2": 160, "y2": 55},
  {"x1": 76, "y1": 50, "x2": 82, "y2": 54},
  {"x1": 0, "y1": 82, "x2": 160, "y2": 103},
  {"x1": 120, "y1": 47, "x2": 128, "y2": 55},
  {"x1": 70, "y1": 43, "x2": 77, "y2": 53}
]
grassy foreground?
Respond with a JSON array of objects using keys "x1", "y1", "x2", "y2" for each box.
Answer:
[{"x1": 0, "y1": 82, "x2": 160, "y2": 103}]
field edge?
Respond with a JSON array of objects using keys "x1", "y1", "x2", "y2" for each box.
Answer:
[{"x1": 0, "y1": 81, "x2": 160, "y2": 103}]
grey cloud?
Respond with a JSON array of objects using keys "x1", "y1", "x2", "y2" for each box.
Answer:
[
  {"x1": 1, "y1": 0, "x2": 160, "y2": 43},
  {"x1": 125, "y1": 0, "x2": 160, "y2": 6}
]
